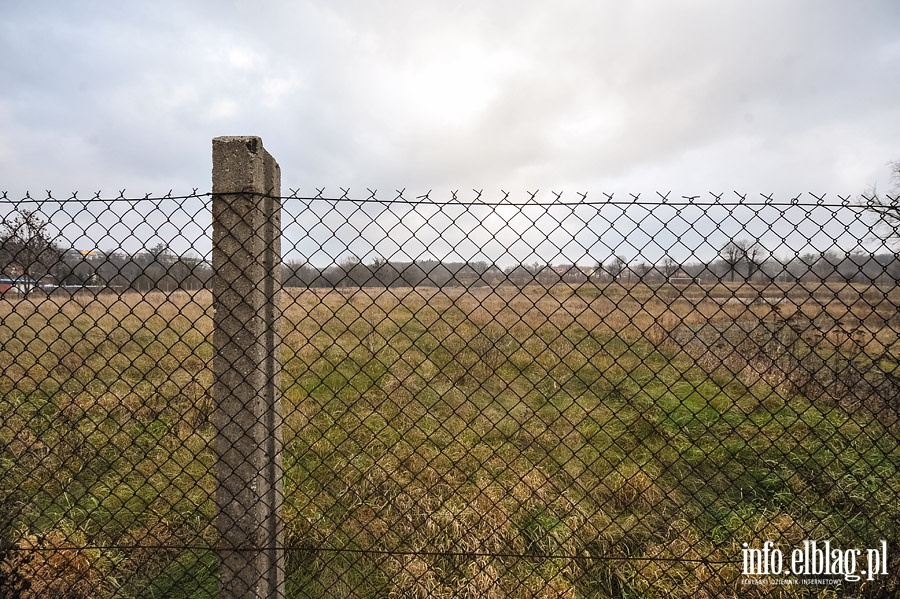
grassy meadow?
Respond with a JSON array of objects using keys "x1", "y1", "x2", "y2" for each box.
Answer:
[{"x1": 1, "y1": 281, "x2": 899, "y2": 598}]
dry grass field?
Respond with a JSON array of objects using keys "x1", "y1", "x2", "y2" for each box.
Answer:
[{"x1": 1, "y1": 281, "x2": 899, "y2": 597}]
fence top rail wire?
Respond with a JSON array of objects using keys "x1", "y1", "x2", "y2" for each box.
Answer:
[{"x1": 1, "y1": 188, "x2": 897, "y2": 208}]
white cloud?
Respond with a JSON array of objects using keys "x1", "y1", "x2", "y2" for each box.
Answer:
[{"x1": 224, "y1": 47, "x2": 264, "y2": 70}]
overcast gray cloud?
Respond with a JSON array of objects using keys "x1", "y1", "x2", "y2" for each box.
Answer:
[{"x1": 2, "y1": 0, "x2": 898, "y2": 197}]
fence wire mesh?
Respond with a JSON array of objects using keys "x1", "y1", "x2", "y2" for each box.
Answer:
[{"x1": 1, "y1": 190, "x2": 899, "y2": 598}]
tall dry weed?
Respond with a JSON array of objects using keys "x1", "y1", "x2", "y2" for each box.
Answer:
[{"x1": 14, "y1": 527, "x2": 115, "y2": 599}]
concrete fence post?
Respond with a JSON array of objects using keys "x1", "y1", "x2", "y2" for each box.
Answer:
[{"x1": 211, "y1": 136, "x2": 284, "y2": 598}]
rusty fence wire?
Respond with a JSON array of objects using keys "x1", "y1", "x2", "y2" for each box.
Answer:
[{"x1": 1, "y1": 190, "x2": 899, "y2": 598}]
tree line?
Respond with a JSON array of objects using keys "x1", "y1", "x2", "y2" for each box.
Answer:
[
  {"x1": 2, "y1": 160, "x2": 899, "y2": 293},
  {"x1": 3, "y1": 218, "x2": 900, "y2": 294},
  {"x1": 0, "y1": 212, "x2": 211, "y2": 291},
  {"x1": 4, "y1": 219, "x2": 900, "y2": 294}
]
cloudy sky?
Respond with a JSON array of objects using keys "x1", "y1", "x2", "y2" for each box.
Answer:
[
  {"x1": 2, "y1": 0, "x2": 898, "y2": 196},
  {"x1": 2, "y1": 1, "x2": 899, "y2": 263}
]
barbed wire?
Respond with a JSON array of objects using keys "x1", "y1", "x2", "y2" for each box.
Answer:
[{"x1": 1, "y1": 189, "x2": 896, "y2": 207}]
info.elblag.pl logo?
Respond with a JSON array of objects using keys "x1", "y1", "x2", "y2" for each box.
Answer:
[{"x1": 741, "y1": 540, "x2": 888, "y2": 584}]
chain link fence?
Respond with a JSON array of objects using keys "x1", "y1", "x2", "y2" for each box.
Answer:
[{"x1": 1, "y1": 183, "x2": 899, "y2": 597}]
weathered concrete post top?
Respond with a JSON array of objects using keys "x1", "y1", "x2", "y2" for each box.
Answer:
[
  {"x1": 212, "y1": 136, "x2": 284, "y2": 599},
  {"x1": 213, "y1": 136, "x2": 280, "y2": 196}
]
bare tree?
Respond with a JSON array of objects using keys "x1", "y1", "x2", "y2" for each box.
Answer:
[
  {"x1": 284, "y1": 260, "x2": 317, "y2": 287},
  {"x1": 862, "y1": 159, "x2": 900, "y2": 245},
  {"x1": 661, "y1": 257, "x2": 679, "y2": 280},
  {"x1": 605, "y1": 256, "x2": 626, "y2": 282},
  {"x1": 370, "y1": 255, "x2": 398, "y2": 287},
  {"x1": 812, "y1": 250, "x2": 842, "y2": 282},
  {"x1": 744, "y1": 243, "x2": 768, "y2": 282},
  {"x1": 721, "y1": 241, "x2": 745, "y2": 283},
  {"x1": 721, "y1": 239, "x2": 766, "y2": 283},
  {"x1": 633, "y1": 262, "x2": 652, "y2": 282},
  {"x1": 339, "y1": 254, "x2": 369, "y2": 287},
  {"x1": 0, "y1": 210, "x2": 63, "y2": 280}
]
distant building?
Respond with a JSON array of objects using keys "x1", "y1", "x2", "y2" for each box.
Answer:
[
  {"x1": 668, "y1": 270, "x2": 698, "y2": 285},
  {"x1": 0, "y1": 276, "x2": 44, "y2": 295}
]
